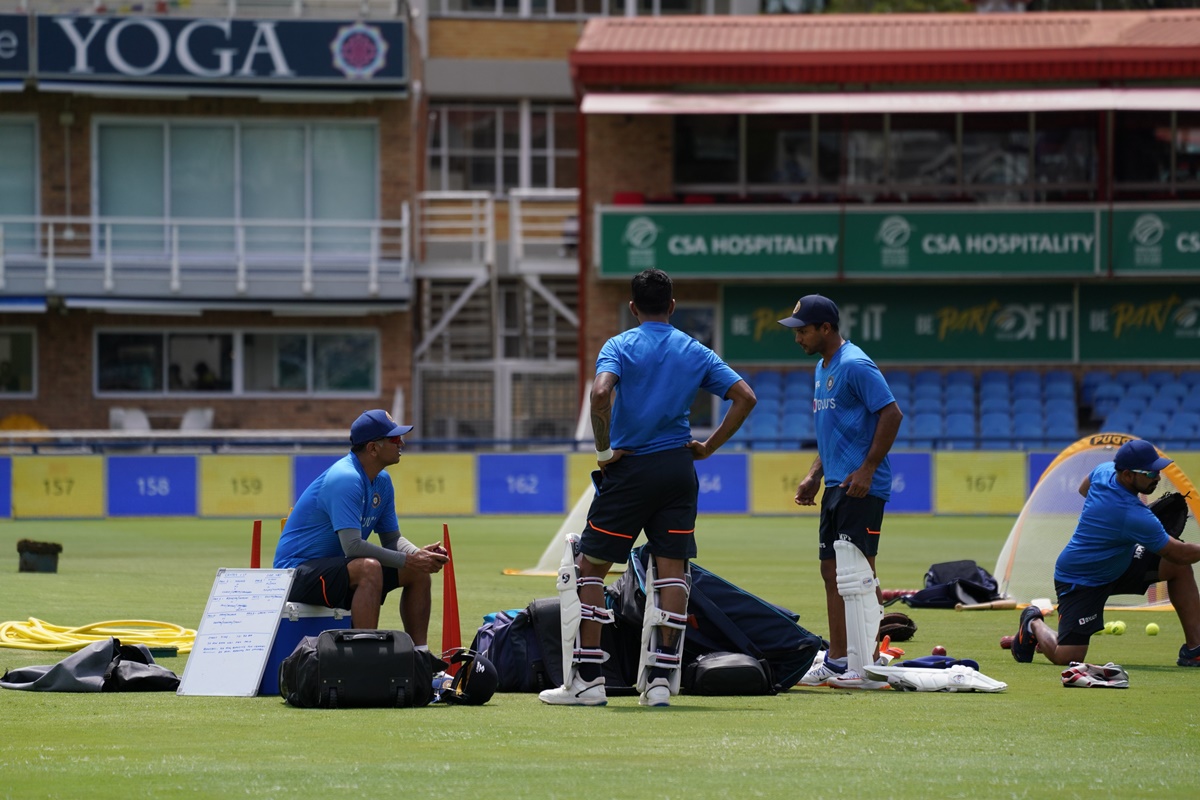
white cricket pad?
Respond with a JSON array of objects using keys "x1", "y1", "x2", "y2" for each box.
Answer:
[
  {"x1": 556, "y1": 533, "x2": 582, "y2": 686},
  {"x1": 635, "y1": 557, "x2": 691, "y2": 695},
  {"x1": 864, "y1": 664, "x2": 1008, "y2": 693},
  {"x1": 834, "y1": 540, "x2": 881, "y2": 675}
]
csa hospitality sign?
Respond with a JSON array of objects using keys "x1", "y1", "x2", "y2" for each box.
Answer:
[{"x1": 36, "y1": 16, "x2": 407, "y2": 89}]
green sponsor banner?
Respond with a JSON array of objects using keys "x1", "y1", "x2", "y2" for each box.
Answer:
[
  {"x1": 596, "y1": 208, "x2": 840, "y2": 277},
  {"x1": 1079, "y1": 284, "x2": 1200, "y2": 362},
  {"x1": 843, "y1": 208, "x2": 1101, "y2": 276},
  {"x1": 723, "y1": 284, "x2": 1075, "y2": 363},
  {"x1": 1111, "y1": 207, "x2": 1200, "y2": 273}
]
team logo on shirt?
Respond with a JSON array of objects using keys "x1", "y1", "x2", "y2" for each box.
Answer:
[
  {"x1": 372, "y1": 493, "x2": 381, "y2": 508},
  {"x1": 826, "y1": 376, "x2": 835, "y2": 391}
]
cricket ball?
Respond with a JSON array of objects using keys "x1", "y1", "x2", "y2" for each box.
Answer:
[
  {"x1": 931, "y1": 645, "x2": 947, "y2": 656},
  {"x1": 1000, "y1": 635, "x2": 1013, "y2": 650}
]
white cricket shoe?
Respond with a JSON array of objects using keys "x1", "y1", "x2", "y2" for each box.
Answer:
[
  {"x1": 799, "y1": 650, "x2": 845, "y2": 687},
  {"x1": 638, "y1": 677, "x2": 672, "y2": 707},
  {"x1": 538, "y1": 675, "x2": 607, "y2": 706},
  {"x1": 827, "y1": 668, "x2": 890, "y2": 691}
]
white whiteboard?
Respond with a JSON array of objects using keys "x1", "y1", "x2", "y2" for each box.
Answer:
[{"x1": 178, "y1": 568, "x2": 294, "y2": 697}]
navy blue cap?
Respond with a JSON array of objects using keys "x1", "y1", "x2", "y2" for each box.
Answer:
[
  {"x1": 350, "y1": 409, "x2": 413, "y2": 446},
  {"x1": 1113, "y1": 439, "x2": 1172, "y2": 472},
  {"x1": 778, "y1": 294, "x2": 839, "y2": 329}
]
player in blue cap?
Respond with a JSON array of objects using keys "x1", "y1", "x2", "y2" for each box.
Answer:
[
  {"x1": 1012, "y1": 437, "x2": 1200, "y2": 668},
  {"x1": 275, "y1": 409, "x2": 449, "y2": 646}
]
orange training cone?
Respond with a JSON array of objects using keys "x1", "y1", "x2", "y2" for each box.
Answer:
[{"x1": 441, "y1": 522, "x2": 463, "y2": 674}]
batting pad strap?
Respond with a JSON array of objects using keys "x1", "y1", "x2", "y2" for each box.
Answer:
[
  {"x1": 580, "y1": 603, "x2": 615, "y2": 624},
  {"x1": 648, "y1": 608, "x2": 688, "y2": 630},
  {"x1": 572, "y1": 647, "x2": 608, "y2": 665},
  {"x1": 645, "y1": 650, "x2": 682, "y2": 668}
]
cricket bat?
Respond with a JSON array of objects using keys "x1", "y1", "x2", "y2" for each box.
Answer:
[{"x1": 954, "y1": 599, "x2": 1018, "y2": 611}]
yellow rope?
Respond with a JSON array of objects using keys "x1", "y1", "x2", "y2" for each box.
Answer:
[{"x1": 0, "y1": 618, "x2": 196, "y2": 653}]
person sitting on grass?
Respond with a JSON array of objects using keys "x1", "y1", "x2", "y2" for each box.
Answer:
[{"x1": 1011, "y1": 439, "x2": 1200, "y2": 668}]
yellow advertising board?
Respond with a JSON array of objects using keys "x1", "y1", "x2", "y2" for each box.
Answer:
[
  {"x1": 388, "y1": 454, "x2": 476, "y2": 516},
  {"x1": 750, "y1": 452, "x2": 823, "y2": 515},
  {"x1": 934, "y1": 451, "x2": 1026, "y2": 515},
  {"x1": 11, "y1": 456, "x2": 105, "y2": 518},
  {"x1": 200, "y1": 455, "x2": 292, "y2": 517}
]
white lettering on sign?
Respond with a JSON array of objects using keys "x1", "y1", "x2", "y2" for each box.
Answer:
[{"x1": 52, "y1": 16, "x2": 294, "y2": 78}]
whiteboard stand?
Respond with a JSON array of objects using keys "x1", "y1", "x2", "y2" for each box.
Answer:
[{"x1": 179, "y1": 568, "x2": 295, "y2": 697}]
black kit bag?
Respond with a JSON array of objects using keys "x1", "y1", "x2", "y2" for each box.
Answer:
[
  {"x1": 902, "y1": 560, "x2": 1002, "y2": 610},
  {"x1": 279, "y1": 629, "x2": 443, "y2": 709},
  {"x1": 682, "y1": 652, "x2": 771, "y2": 696}
]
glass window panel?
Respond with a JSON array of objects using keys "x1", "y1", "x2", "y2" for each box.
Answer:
[
  {"x1": 1113, "y1": 111, "x2": 1171, "y2": 186},
  {"x1": 531, "y1": 155, "x2": 548, "y2": 188},
  {"x1": 168, "y1": 333, "x2": 233, "y2": 392},
  {"x1": 446, "y1": 108, "x2": 472, "y2": 149},
  {"x1": 890, "y1": 114, "x2": 956, "y2": 186},
  {"x1": 313, "y1": 333, "x2": 376, "y2": 392},
  {"x1": 470, "y1": 155, "x2": 496, "y2": 190},
  {"x1": 170, "y1": 125, "x2": 235, "y2": 253},
  {"x1": 428, "y1": 109, "x2": 443, "y2": 149},
  {"x1": 241, "y1": 125, "x2": 305, "y2": 253},
  {"x1": 815, "y1": 121, "x2": 842, "y2": 187},
  {"x1": 502, "y1": 108, "x2": 520, "y2": 150},
  {"x1": 243, "y1": 333, "x2": 308, "y2": 392},
  {"x1": 843, "y1": 115, "x2": 885, "y2": 187},
  {"x1": 446, "y1": 156, "x2": 468, "y2": 190},
  {"x1": 97, "y1": 332, "x2": 163, "y2": 393},
  {"x1": 0, "y1": 122, "x2": 36, "y2": 253},
  {"x1": 553, "y1": 108, "x2": 577, "y2": 153},
  {"x1": 502, "y1": 155, "x2": 519, "y2": 193},
  {"x1": 962, "y1": 113, "x2": 1030, "y2": 200},
  {"x1": 745, "y1": 115, "x2": 812, "y2": 190},
  {"x1": 1034, "y1": 111, "x2": 1097, "y2": 187},
  {"x1": 98, "y1": 124, "x2": 165, "y2": 252},
  {"x1": 674, "y1": 116, "x2": 739, "y2": 185},
  {"x1": 530, "y1": 109, "x2": 548, "y2": 149},
  {"x1": 312, "y1": 125, "x2": 376, "y2": 253},
  {"x1": 1175, "y1": 111, "x2": 1200, "y2": 186},
  {"x1": 469, "y1": 109, "x2": 497, "y2": 150},
  {"x1": 0, "y1": 331, "x2": 34, "y2": 394}
]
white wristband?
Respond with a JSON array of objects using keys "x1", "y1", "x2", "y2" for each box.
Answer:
[{"x1": 595, "y1": 447, "x2": 613, "y2": 462}]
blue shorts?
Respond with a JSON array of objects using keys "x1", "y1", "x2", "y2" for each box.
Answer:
[
  {"x1": 288, "y1": 556, "x2": 402, "y2": 610},
  {"x1": 817, "y1": 484, "x2": 885, "y2": 561},
  {"x1": 1055, "y1": 544, "x2": 1161, "y2": 645},
  {"x1": 580, "y1": 447, "x2": 699, "y2": 565}
]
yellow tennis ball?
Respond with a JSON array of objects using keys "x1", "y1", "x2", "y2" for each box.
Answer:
[
  {"x1": 1102, "y1": 622, "x2": 1114, "y2": 635},
  {"x1": 1146, "y1": 623, "x2": 1160, "y2": 636},
  {"x1": 1112, "y1": 621, "x2": 1126, "y2": 635}
]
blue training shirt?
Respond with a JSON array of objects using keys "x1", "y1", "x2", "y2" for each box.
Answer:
[
  {"x1": 595, "y1": 321, "x2": 742, "y2": 455},
  {"x1": 812, "y1": 341, "x2": 895, "y2": 501},
  {"x1": 1054, "y1": 462, "x2": 1171, "y2": 587},
  {"x1": 273, "y1": 453, "x2": 399, "y2": 569}
]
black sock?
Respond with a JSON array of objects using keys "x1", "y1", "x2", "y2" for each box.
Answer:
[{"x1": 578, "y1": 662, "x2": 602, "y2": 681}]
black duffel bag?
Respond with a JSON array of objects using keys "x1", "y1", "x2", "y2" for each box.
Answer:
[{"x1": 279, "y1": 629, "x2": 444, "y2": 708}]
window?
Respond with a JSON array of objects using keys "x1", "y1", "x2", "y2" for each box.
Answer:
[
  {"x1": 427, "y1": 103, "x2": 578, "y2": 194},
  {"x1": 1113, "y1": 111, "x2": 1171, "y2": 190},
  {"x1": 745, "y1": 115, "x2": 814, "y2": 195},
  {"x1": 962, "y1": 112, "x2": 1030, "y2": 202},
  {"x1": 0, "y1": 330, "x2": 35, "y2": 395},
  {"x1": 1033, "y1": 111, "x2": 1097, "y2": 200},
  {"x1": 0, "y1": 120, "x2": 37, "y2": 254},
  {"x1": 97, "y1": 330, "x2": 379, "y2": 396},
  {"x1": 96, "y1": 120, "x2": 378, "y2": 254},
  {"x1": 675, "y1": 115, "x2": 740, "y2": 186},
  {"x1": 890, "y1": 114, "x2": 957, "y2": 189}
]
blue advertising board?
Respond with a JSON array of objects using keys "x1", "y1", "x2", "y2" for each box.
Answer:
[
  {"x1": 0, "y1": 457, "x2": 10, "y2": 518},
  {"x1": 697, "y1": 454, "x2": 748, "y2": 513},
  {"x1": 1027, "y1": 452, "x2": 1058, "y2": 497},
  {"x1": 478, "y1": 454, "x2": 564, "y2": 514},
  {"x1": 0, "y1": 15, "x2": 30, "y2": 78},
  {"x1": 293, "y1": 454, "x2": 342, "y2": 503},
  {"x1": 886, "y1": 452, "x2": 932, "y2": 513},
  {"x1": 37, "y1": 16, "x2": 407, "y2": 91},
  {"x1": 107, "y1": 455, "x2": 197, "y2": 516}
]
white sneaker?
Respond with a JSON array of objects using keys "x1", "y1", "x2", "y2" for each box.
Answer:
[
  {"x1": 638, "y1": 677, "x2": 671, "y2": 707},
  {"x1": 538, "y1": 675, "x2": 607, "y2": 706},
  {"x1": 827, "y1": 668, "x2": 890, "y2": 691},
  {"x1": 799, "y1": 650, "x2": 845, "y2": 687}
]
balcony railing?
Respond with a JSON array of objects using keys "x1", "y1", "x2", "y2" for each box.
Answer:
[{"x1": 0, "y1": 210, "x2": 411, "y2": 301}]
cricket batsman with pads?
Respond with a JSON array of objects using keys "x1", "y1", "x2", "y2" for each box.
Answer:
[
  {"x1": 780, "y1": 295, "x2": 903, "y2": 690},
  {"x1": 539, "y1": 268, "x2": 756, "y2": 708}
]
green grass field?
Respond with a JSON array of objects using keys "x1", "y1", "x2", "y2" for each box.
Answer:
[{"x1": 1, "y1": 515, "x2": 1196, "y2": 800}]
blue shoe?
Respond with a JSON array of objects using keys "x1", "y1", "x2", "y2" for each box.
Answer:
[
  {"x1": 1011, "y1": 606, "x2": 1043, "y2": 663},
  {"x1": 1178, "y1": 643, "x2": 1200, "y2": 668}
]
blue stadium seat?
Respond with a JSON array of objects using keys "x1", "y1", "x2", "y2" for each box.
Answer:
[
  {"x1": 780, "y1": 412, "x2": 815, "y2": 439},
  {"x1": 912, "y1": 384, "x2": 943, "y2": 404},
  {"x1": 1102, "y1": 411, "x2": 1139, "y2": 434},
  {"x1": 1179, "y1": 370, "x2": 1200, "y2": 389},
  {"x1": 781, "y1": 395, "x2": 812, "y2": 415},
  {"x1": 1044, "y1": 369, "x2": 1074, "y2": 389},
  {"x1": 1012, "y1": 417, "x2": 1045, "y2": 449},
  {"x1": 944, "y1": 370, "x2": 974, "y2": 388},
  {"x1": 944, "y1": 383, "x2": 974, "y2": 401},
  {"x1": 1012, "y1": 369, "x2": 1040, "y2": 387},
  {"x1": 979, "y1": 412, "x2": 1013, "y2": 448},
  {"x1": 1125, "y1": 383, "x2": 1157, "y2": 402},
  {"x1": 944, "y1": 395, "x2": 975, "y2": 415},
  {"x1": 1146, "y1": 370, "x2": 1177, "y2": 388},
  {"x1": 980, "y1": 370, "x2": 1010, "y2": 392},
  {"x1": 1113, "y1": 369, "x2": 1144, "y2": 388},
  {"x1": 1080, "y1": 370, "x2": 1112, "y2": 404},
  {"x1": 910, "y1": 412, "x2": 942, "y2": 449},
  {"x1": 1043, "y1": 398, "x2": 1077, "y2": 418},
  {"x1": 914, "y1": 369, "x2": 942, "y2": 390},
  {"x1": 755, "y1": 370, "x2": 783, "y2": 388},
  {"x1": 1044, "y1": 382, "x2": 1076, "y2": 400},
  {"x1": 783, "y1": 371, "x2": 812, "y2": 393},
  {"x1": 1184, "y1": 386, "x2": 1200, "y2": 412},
  {"x1": 1155, "y1": 382, "x2": 1189, "y2": 406},
  {"x1": 1134, "y1": 419, "x2": 1166, "y2": 440},
  {"x1": 1011, "y1": 382, "x2": 1042, "y2": 401},
  {"x1": 979, "y1": 395, "x2": 1012, "y2": 415},
  {"x1": 1045, "y1": 411, "x2": 1078, "y2": 438},
  {"x1": 943, "y1": 413, "x2": 976, "y2": 449},
  {"x1": 1169, "y1": 411, "x2": 1200, "y2": 441},
  {"x1": 1139, "y1": 410, "x2": 1172, "y2": 431}
]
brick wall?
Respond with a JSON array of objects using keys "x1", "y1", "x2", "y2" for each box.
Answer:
[{"x1": 428, "y1": 19, "x2": 583, "y2": 60}]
